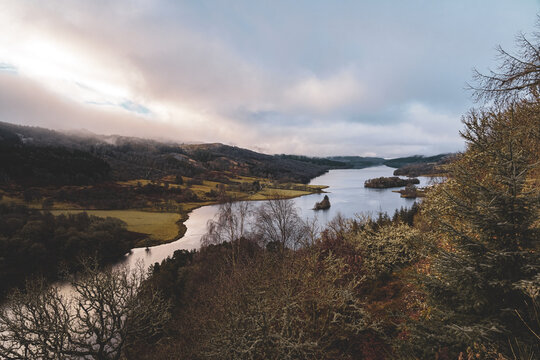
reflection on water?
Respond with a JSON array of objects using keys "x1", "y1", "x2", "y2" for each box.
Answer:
[{"x1": 122, "y1": 165, "x2": 435, "y2": 269}]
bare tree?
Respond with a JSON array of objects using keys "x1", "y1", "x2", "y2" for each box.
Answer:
[
  {"x1": 196, "y1": 250, "x2": 374, "y2": 359},
  {"x1": 254, "y1": 196, "x2": 307, "y2": 253},
  {"x1": 0, "y1": 262, "x2": 170, "y2": 360},
  {"x1": 468, "y1": 19, "x2": 540, "y2": 103},
  {"x1": 202, "y1": 200, "x2": 253, "y2": 267},
  {"x1": 300, "y1": 216, "x2": 321, "y2": 248}
]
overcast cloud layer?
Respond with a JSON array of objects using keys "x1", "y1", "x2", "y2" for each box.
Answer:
[{"x1": 0, "y1": 0, "x2": 538, "y2": 157}]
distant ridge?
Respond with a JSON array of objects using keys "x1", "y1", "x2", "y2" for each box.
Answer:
[
  {"x1": 382, "y1": 154, "x2": 452, "y2": 169},
  {"x1": 325, "y1": 154, "x2": 454, "y2": 170},
  {"x1": 0, "y1": 121, "x2": 332, "y2": 184},
  {"x1": 326, "y1": 156, "x2": 385, "y2": 169},
  {"x1": 0, "y1": 121, "x2": 454, "y2": 182}
]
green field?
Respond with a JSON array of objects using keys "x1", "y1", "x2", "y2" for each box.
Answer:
[{"x1": 50, "y1": 210, "x2": 183, "y2": 244}]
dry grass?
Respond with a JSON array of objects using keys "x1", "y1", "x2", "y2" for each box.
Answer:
[
  {"x1": 50, "y1": 209, "x2": 182, "y2": 243},
  {"x1": 247, "y1": 188, "x2": 313, "y2": 200}
]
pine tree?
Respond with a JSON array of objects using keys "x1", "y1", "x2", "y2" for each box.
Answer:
[
  {"x1": 415, "y1": 101, "x2": 540, "y2": 356},
  {"x1": 408, "y1": 27, "x2": 540, "y2": 358}
]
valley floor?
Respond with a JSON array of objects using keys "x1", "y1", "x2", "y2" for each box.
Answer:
[{"x1": 0, "y1": 174, "x2": 327, "y2": 247}]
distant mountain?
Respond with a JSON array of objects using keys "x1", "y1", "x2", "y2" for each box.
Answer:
[
  {"x1": 388, "y1": 154, "x2": 456, "y2": 177},
  {"x1": 383, "y1": 154, "x2": 451, "y2": 169},
  {"x1": 0, "y1": 121, "x2": 456, "y2": 185},
  {"x1": 0, "y1": 121, "x2": 332, "y2": 185},
  {"x1": 326, "y1": 156, "x2": 385, "y2": 169},
  {"x1": 327, "y1": 153, "x2": 456, "y2": 176},
  {"x1": 276, "y1": 154, "x2": 349, "y2": 168}
]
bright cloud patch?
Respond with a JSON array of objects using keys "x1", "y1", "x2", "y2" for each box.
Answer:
[{"x1": 284, "y1": 69, "x2": 364, "y2": 113}]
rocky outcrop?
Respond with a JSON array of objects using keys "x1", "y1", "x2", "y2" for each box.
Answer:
[{"x1": 314, "y1": 195, "x2": 331, "y2": 210}]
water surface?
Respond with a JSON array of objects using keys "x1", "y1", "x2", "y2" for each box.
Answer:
[
  {"x1": 122, "y1": 165, "x2": 432, "y2": 268},
  {"x1": 292, "y1": 166, "x2": 431, "y2": 223}
]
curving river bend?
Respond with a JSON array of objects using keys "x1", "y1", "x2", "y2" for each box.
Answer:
[{"x1": 120, "y1": 165, "x2": 433, "y2": 270}]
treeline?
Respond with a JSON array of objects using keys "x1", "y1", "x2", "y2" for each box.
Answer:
[
  {"x1": 324, "y1": 154, "x2": 454, "y2": 172},
  {"x1": 383, "y1": 153, "x2": 450, "y2": 169},
  {"x1": 0, "y1": 135, "x2": 110, "y2": 186},
  {"x1": 327, "y1": 155, "x2": 386, "y2": 168},
  {"x1": 0, "y1": 203, "x2": 137, "y2": 298},
  {"x1": 392, "y1": 155, "x2": 454, "y2": 177},
  {"x1": 54, "y1": 182, "x2": 198, "y2": 210}
]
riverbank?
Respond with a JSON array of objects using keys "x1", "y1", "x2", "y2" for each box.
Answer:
[{"x1": 8, "y1": 176, "x2": 328, "y2": 247}]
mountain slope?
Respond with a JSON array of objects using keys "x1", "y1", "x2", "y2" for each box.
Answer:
[{"x1": 0, "y1": 121, "x2": 331, "y2": 184}]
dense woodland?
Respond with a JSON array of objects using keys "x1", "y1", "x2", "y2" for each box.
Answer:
[
  {"x1": 383, "y1": 154, "x2": 450, "y2": 169},
  {"x1": 0, "y1": 26, "x2": 538, "y2": 360},
  {"x1": 392, "y1": 155, "x2": 454, "y2": 177},
  {"x1": 0, "y1": 204, "x2": 138, "y2": 298},
  {"x1": 0, "y1": 127, "x2": 111, "y2": 186}
]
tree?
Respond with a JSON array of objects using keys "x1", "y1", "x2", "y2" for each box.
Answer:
[
  {"x1": 201, "y1": 200, "x2": 253, "y2": 268},
  {"x1": 174, "y1": 175, "x2": 184, "y2": 185},
  {"x1": 412, "y1": 50, "x2": 540, "y2": 358},
  {"x1": 469, "y1": 18, "x2": 540, "y2": 103},
  {"x1": 0, "y1": 262, "x2": 170, "y2": 360},
  {"x1": 22, "y1": 188, "x2": 41, "y2": 203},
  {"x1": 190, "y1": 251, "x2": 375, "y2": 359},
  {"x1": 254, "y1": 196, "x2": 307, "y2": 253}
]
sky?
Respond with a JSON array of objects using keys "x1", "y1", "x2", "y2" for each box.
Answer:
[{"x1": 0, "y1": 0, "x2": 538, "y2": 157}]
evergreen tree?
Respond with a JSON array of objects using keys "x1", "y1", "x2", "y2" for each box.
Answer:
[{"x1": 408, "y1": 27, "x2": 540, "y2": 357}]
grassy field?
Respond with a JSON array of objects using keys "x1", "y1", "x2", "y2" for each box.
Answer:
[
  {"x1": 50, "y1": 209, "x2": 183, "y2": 244},
  {"x1": 1, "y1": 175, "x2": 328, "y2": 245},
  {"x1": 247, "y1": 188, "x2": 314, "y2": 200}
]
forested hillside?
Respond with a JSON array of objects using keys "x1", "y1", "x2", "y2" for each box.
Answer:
[{"x1": 0, "y1": 122, "x2": 333, "y2": 184}]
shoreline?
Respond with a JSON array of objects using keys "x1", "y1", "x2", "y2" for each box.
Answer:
[
  {"x1": 132, "y1": 184, "x2": 329, "y2": 248},
  {"x1": 43, "y1": 183, "x2": 329, "y2": 249}
]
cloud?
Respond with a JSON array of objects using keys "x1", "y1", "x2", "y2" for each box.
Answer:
[
  {"x1": 284, "y1": 69, "x2": 364, "y2": 113},
  {"x1": 0, "y1": 62, "x2": 17, "y2": 74},
  {"x1": 0, "y1": 0, "x2": 537, "y2": 157},
  {"x1": 120, "y1": 101, "x2": 151, "y2": 115},
  {"x1": 0, "y1": 72, "x2": 263, "y2": 146},
  {"x1": 0, "y1": 73, "x2": 165, "y2": 138}
]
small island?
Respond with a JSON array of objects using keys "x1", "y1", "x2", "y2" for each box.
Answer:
[
  {"x1": 364, "y1": 176, "x2": 420, "y2": 189},
  {"x1": 313, "y1": 195, "x2": 331, "y2": 210},
  {"x1": 393, "y1": 184, "x2": 426, "y2": 198}
]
